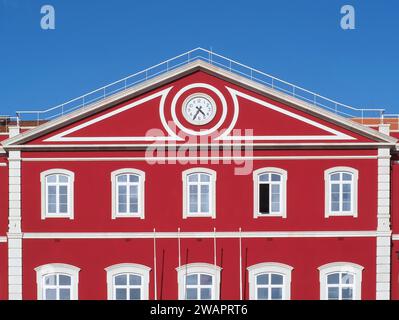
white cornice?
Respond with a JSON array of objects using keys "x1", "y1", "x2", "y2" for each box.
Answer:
[
  {"x1": 2, "y1": 60, "x2": 397, "y2": 147},
  {"x1": 22, "y1": 230, "x2": 383, "y2": 239}
]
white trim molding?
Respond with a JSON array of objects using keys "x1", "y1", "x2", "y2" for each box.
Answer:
[
  {"x1": 318, "y1": 262, "x2": 364, "y2": 300},
  {"x1": 176, "y1": 263, "x2": 222, "y2": 300},
  {"x1": 105, "y1": 263, "x2": 151, "y2": 300},
  {"x1": 247, "y1": 262, "x2": 293, "y2": 300},
  {"x1": 182, "y1": 168, "x2": 216, "y2": 219},
  {"x1": 22, "y1": 230, "x2": 381, "y2": 239},
  {"x1": 324, "y1": 167, "x2": 358, "y2": 218},
  {"x1": 111, "y1": 168, "x2": 145, "y2": 219},
  {"x1": 376, "y1": 146, "x2": 391, "y2": 300},
  {"x1": 8, "y1": 145, "x2": 22, "y2": 300},
  {"x1": 253, "y1": 167, "x2": 287, "y2": 218},
  {"x1": 40, "y1": 169, "x2": 75, "y2": 220},
  {"x1": 34, "y1": 263, "x2": 80, "y2": 300}
]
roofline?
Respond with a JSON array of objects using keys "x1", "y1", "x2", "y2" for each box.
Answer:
[{"x1": 2, "y1": 60, "x2": 397, "y2": 147}]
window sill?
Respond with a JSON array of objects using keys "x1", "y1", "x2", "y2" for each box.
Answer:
[
  {"x1": 41, "y1": 214, "x2": 74, "y2": 220},
  {"x1": 254, "y1": 213, "x2": 286, "y2": 219},
  {"x1": 112, "y1": 214, "x2": 145, "y2": 220},
  {"x1": 325, "y1": 212, "x2": 358, "y2": 218},
  {"x1": 183, "y1": 213, "x2": 216, "y2": 219}
]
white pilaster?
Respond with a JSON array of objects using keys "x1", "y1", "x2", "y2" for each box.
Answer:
[
  {"x1": 8, "y1": 126, "x2": 22, "y2": 300},
  {"x1": 376, "y1": 126, "x2": 391, "y2": 299}
]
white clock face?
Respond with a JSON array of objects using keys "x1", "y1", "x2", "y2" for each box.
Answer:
[{"x1": 182, "y1": 94, "x2": 217, "y2": 125}]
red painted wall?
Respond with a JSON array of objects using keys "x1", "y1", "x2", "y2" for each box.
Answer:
[
  {"x1": 21, "y1": 155, "x2": 377, "y2": 232},
  {"x1": 22, "y1": 237, "x2": 376, "y2": 300}
]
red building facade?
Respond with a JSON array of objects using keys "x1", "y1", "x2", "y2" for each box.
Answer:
[{"x1": 1, "y1": 53, "x2": 398, "y2": 300}]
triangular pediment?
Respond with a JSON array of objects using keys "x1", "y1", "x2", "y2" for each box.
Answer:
[{"x1": 2, "y1": 60, "x2": 396, "y2": 148}]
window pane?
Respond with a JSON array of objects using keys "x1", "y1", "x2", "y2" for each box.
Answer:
[
  {"x1": 342, "y1": 173, "x2": 352, "y2": 181},
  {"x1": 331, "y1": 184, "x2": 340, "y2": 192},
  {"x1": 271, "y1": 288, "x2": 282, "y2": 300},
  {"x1": 259, "y1": 184, "x2": 270, "y2": 214},
  {"x1": 129, "y1": 274, "x2": 141, "y2": 285},
  {"x1": 257, "y1": 288, "x2": 268, "y2": 300},
  {"x1": 47, "y1": 186, "x2": 57, "y2": 195},
  {"x1": 327, "y1": 287, "x2": 339, "y2": 300},
  {"x1": 59, "y1": 185, "x2": 68, "y2": 195},
  {"x1": 59, "y1": 275, "x2": 71, "y2": 285},
  {"x1": 342, "y1": 287, "x2": 353, "y2": 300},
  {"x1": 259, "y1": 174, "x2": 269, "y2": 182},
  {"x1": 129, "y1": 288, "x2": 141, "y2": 300},
  {"x1": 115, "y1": 274, "x2": 127, "y2": 286},
  {"x1": 342, "y1": 202, "x2": 351, "y2": 211},
  {"x1": 200, "y1": 274, "x2": 212, "y2": 285},
  {"x1": 59, "y1": 204, "x2": 68, "y2": 214},
  {"x1": 129, "y1": 186, "x2": 139, "y2": 213},
  {"x1": 342, "y1": 184, "x2": 351, "y2": 193},
  {"x1": 129, "y1": 175, "x2": 139, "y2": 183},
  {"x1": 200, "y1": 288, "x2": 212, "y2": 300},
  {"x1": 45, "y1": 275, "x2": 57, "y2": 285},
  {"x1": 59, "y1": 289, "x2": 71, "y2": 300},
  {"x1": 48, "y1": 203, "x2": 57, "y2": 214},
  {"x1": 188, "y1": 174, "x2": 198, "y2": 182},
  {"x1": 186, "y1": 274, "x2": 198, "y2": 285},
  {"x1": 256, "y1": 274, "x2": 269, "y2": 285},
  {"x1": 47, "y1": 175, "x2": 57, "y2": 183},
  {"x1": 59, "y1": 194, "x2": 68, "y2": 205},
  {"x1": 331, "y1": 173, "x2": 340, "y2": 181},
  {"x1": 186, "y1": 288, "x2": 197, "y2": 300},
  {"x1": 59, "y1": 175, "x2": 68, "y2": 183},
  {"x1": 115, "y1": 288, "x2": 127, "y2": 300},
  {"x1": 331, "y1": 202, "x2": 340, "y2": 212},
  {"x1": 342, "y1": 273, "x2": 353, "y2": 284},
  {"x1": 189, "y1": 185, "x2": 198, "y2": 213},
  {"x1": 271, "y1": 202, "x2": 280, "y2": 212},
  {"x1": 117, "y1": 175, "x2": 127, "y2": 182},
  {"x1": 271, "y1": 174, "x2": 281, "y2": 181},
  {"x1": 271, "y1": 274, "x2": 283, "y2": 285},
  {"x1": 200, "y1": 174, "x2": 210, "y2": 182},
  {"x1": 327, "y1": 273, "x2": 339, "y2": 284},
  {"x1": 200, "y1": 185, "x2": 209, "y2": 213},
  {"x1": 45, "y1": 288, "x2": 57, "y2": 300}
]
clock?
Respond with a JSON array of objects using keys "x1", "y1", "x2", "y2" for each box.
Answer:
[{"x1": 182, "y1": 93, "x2": 217, "y2": 126}]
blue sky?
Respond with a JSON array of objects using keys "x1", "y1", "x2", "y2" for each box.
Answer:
[{"x1": 0, "y1": 0, "x2": 398, "y2": 117}]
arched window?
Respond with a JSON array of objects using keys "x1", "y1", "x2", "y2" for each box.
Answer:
[
  {"x1": 111, "y1": 169, "x2": 145, "y2": 219},
  {"x1": 247, "y1": 262, "x2": 293, "y2": 300},
  {"x1": 325, "y1": 167, "x2": 358, "y2": 217},
  {"x1": 182, "y1": 168, "x2": 216, "y2": 218},
  {"x1": 176, "y1": 263, "x2": 221, "y2": 300},
  {"x1": 105, "y1": 263, "x2": 151, "y2": 300},
  {"x1": 318, "y1": 262, "x2": 363, "y2": 300},
  {"x1": 41, "y1": 169, "x2": 74, "y2": 219},
  {"x1": 35, "y1": 263, "x2": 80, "y2": 300},
  {"x1": 253, "y1": 168, "x2": 287, "y2": 218}
]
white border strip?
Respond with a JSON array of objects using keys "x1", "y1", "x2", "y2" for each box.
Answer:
[
  {"x1": 22, "y1": 230, "x2": 381, "y2": 239},
  {"x1": 0, "y1": 236, "x2": 7, "y2": 242},
  {"x1": 393, "y1": 234, "x2": 399, "y2": 241},
  {"x1": 21, "y1": 155, "x2": 378, "y2": 162}
]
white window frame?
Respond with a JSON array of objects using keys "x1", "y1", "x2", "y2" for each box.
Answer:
[
  {"x1": 176, "y1": 263, "x2": 222, "y2": 300},
  {"x1": 40, "y1": 169, "x2": 75, "y2": 220},
  {"x1": 111, "y1": 168, "x2": 145, "y2": 219},
  {"x1": 253, "y1": 167, "x2": 287, "y2": 218},
  {"x1": 324, "y1": 167, "x2": 358, "y2": 218},
  {"x1": 318, "y1": 262, "x2": 363, "y2": 300},
  {"x1": 182, "y1": 168, "x2": 216, "y2": 219},
  {"x1": 247, "y1": 262, "x2": 293, "y2": 300},
  {"x1": 35, "y1": 263, "x2": 80, "y2": 300},
  {"x1": 105, "y1": 263, "x2": 151, "y2": 300}
]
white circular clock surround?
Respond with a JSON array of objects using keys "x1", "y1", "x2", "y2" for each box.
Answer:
[
  {"x1": 182, "y1": 93, "x2": 217, "y2": 126},
  {"x1": 170, "y1": 83, "x2": 228, "y2": 136}
]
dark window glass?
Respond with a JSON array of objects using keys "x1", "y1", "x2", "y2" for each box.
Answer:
[{"x1": 259, "y1": 184, "x2": 270, "y2": 214}]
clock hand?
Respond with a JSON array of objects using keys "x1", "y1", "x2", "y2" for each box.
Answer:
[
  {"x1": 196, "y1": 106, "x2": 206, "y2": 116},
  {"x1": 192, "y1": 109, "x2": 201, "y2": 120}
]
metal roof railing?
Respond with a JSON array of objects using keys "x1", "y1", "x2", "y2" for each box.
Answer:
[{"x1": 16, "y1": 47, "x2": 385, "y2": 124}]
